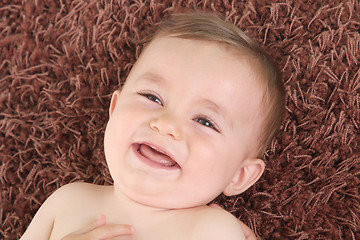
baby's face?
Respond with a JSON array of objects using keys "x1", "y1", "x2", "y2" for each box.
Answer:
[{"x1": 104, "y1": 37, "x2": 265, "y2": 209}]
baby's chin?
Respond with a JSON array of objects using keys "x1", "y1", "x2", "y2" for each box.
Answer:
[{"x1": 112, "y1": 177, "x2": 217, "y2": 210}]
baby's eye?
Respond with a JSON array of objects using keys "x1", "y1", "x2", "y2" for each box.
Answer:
[
  {"x1": 194, "y1": 117, "x2": 220, "y2": 132},
  {"x1": 139, "y1": 92, "x2": 163, "y2": 106}
]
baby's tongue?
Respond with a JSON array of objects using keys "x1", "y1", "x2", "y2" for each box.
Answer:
[{"x1": 139, "y1": 144, "x2": 177, "y2": 167}]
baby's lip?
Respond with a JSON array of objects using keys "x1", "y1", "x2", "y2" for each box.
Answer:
[{"x1": 132, "y1": 142, "x2": 181, "y2": 170}]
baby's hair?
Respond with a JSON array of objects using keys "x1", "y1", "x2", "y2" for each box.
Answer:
[{"x1": 139, "y1": 12, "x2": 285, "y2": 157}]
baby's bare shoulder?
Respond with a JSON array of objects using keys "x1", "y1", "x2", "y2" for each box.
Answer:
[
  {"x1": 20, "y1": 182, "x2": 106, "y2": 240},
  {"x1": 54, "y1": 182, "x2": 107, "y2": 197},
  {"x1": 188, "y1": 206, "x2": 246, "y2": 240},
  {"x1": 51, "y1": 182, "x2": 112, "y2": 208}
]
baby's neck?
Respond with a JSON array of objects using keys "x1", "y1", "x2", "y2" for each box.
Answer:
[
  {"x1": 111, "y1": 184, "x2": 172, "y2": 218},
  {"x1": 97, "y1": 184, "x2": 216, "y2": 239}
]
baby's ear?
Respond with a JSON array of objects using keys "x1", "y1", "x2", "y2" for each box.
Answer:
[
  {"x1": 223, "y1": 158, "x2": 265, "y2": 196},
  {"x1": 109, "y1": 90, "x2": 121, "y2": 116}
]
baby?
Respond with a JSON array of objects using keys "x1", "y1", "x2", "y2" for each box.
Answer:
[{"x1": 21, "y1": 12, "x2": 285, "y2": 240}]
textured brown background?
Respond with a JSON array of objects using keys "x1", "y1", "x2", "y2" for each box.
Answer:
[{"x1": 1, "y1": 0, "x2": 359, "y2": 239}]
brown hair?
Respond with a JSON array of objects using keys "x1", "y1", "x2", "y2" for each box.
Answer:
[{"x1": 139, "y1": 12, "x2": 285, "y2": 157}]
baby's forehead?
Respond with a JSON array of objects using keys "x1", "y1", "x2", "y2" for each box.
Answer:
[
  {"x1": 143, "y1": 36, "x2": 262, "y2": 69},
  {"x1": 138, "y1": 36, "x2": 268, "y2": 94}
]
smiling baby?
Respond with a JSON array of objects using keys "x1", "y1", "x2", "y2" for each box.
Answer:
[{"x1": 21, "y1": 12, "x2": 285, "y2": 240}]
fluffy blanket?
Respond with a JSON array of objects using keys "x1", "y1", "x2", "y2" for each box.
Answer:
[{"x1": 1, "y1": 0, "x2": 359, "y2": 239}]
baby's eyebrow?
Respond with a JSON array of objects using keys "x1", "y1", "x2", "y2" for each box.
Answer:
[
  {"x1": 136, "y1": 72, "x2": 233, "y2": 129},
  {"x1": 198, "y1": 99, "x2": 232, "y2": 129},
  {"x1": 137, "y1": 72, "x2": 167, "y2": 86}
]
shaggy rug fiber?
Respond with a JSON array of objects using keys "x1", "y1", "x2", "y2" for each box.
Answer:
[{"x1": 1, "y1": 0, "x2": 359, "y2": 239}]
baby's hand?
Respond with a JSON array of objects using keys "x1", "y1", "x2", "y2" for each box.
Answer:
[
  {"x1": 209, "y1": 203, "x2": 257, "y2": 240},
  {"x1": 62, "y1": 215, "x2": 134, "y2": 240}
]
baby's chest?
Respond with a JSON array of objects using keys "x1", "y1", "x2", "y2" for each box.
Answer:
[
  {"x1": 50, "y1": 211, "x2": 195, "y2": 240},
  {"x1": 114, "y1": 212, "x2": 196, "y2": 240},
  {"x1": 131, "y1": 220, "x2": 193, "y2": 240}
]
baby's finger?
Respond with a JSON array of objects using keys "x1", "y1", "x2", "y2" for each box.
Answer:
[
  {"x1": 74, "y1": 215, "x2": 107, "y2": 234},
  {"x1": 208, "y1": 203, "x2": 222, "y2": 209},
  {"x1": 86, "y1": 224, "x2": 134, "y2": 239}
]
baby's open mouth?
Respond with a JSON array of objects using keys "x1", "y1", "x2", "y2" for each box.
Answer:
[{"x1": 135, "y1": 143, "x2": 180, "y2": 169}]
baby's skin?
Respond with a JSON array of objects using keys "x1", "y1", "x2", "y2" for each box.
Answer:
[{"x1": 21, "y1": 36, "x2": 265, "y2": 240}]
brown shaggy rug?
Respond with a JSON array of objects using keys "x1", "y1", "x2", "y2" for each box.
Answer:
[{"x1": 1, "y1": 0, "x2": 359, "y2": 239}]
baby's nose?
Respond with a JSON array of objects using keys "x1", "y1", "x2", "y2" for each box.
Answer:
[{"x1": 149, "y1": 114, "x2": 183, "y2": 140}]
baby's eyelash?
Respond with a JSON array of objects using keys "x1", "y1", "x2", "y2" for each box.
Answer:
[
  {"x1": 138, "y1": 92, "x2": 163, "y2": 106},
  {"x1": 193, "y1": 116, "x2": 220, "y2": 132}
]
